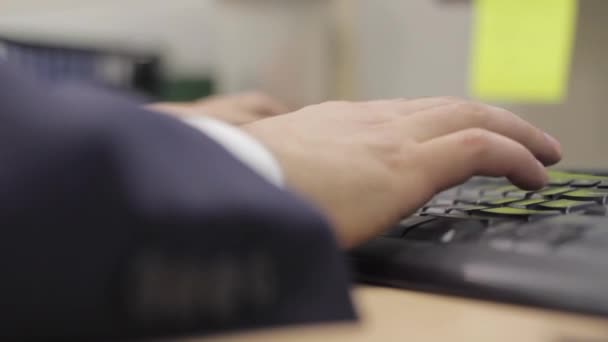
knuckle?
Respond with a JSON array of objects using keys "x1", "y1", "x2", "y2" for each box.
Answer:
[
  {"x1": 364, "y1": 99, "x2": 393, "y2": 109},
  {"x1": 309, "y1": 100, "x2": 353, "y2": 114},
  {"x1": 242, "y1": 91, "x2": 272, "y2": 104},
  {"x1": 460, "y1": 128, "x2": 494, "y2": 154},
  {"x1": 457, "y1": 101, "x2": 491, "y2": 126},
  {"x1": 243, "y1": 90, "x2": 266, "y2": 98},
  {"x1": 323, "y1": 100, "x2": 350, "y2": 107},
  {"x1": 408, "y1": 148, "x2": 441, "y2": 195},
  {"x1": 512, "y1": 141, "x2": 532, "y2": 158},
  {"x1": 363, "y1": 100, "x2": 399, "y2": 113},
  {"x1": 373, "y1": 133, "x2": 411, "y2": 168},
  {"x1": 439, "y1": 96, "x2": 467, "y2": 103}
]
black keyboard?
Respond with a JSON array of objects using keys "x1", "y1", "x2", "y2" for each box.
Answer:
[{"x1": 351, "y1": 170, "x2": 608, "y2": 316}]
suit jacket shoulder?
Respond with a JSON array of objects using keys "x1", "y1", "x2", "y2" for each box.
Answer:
[{"x1": 0, "y1": 63, "x2": 355, "y2": 340}]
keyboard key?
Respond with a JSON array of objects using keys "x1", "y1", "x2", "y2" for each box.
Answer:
[
  {"x1": 403, "y1": 218, "x2": 455, "y2": 242},
  {"x1": 428, "y1": 198, "x2": 456, "y2": 206},
  {"x1": 570, "y1": 179, "x2": 601, "y2": 187},
  {"x1": 382, "y1": 225, "x2": 410, "y2": 238},
  {"x1": 454, "y1": 195, "x2": 485, "y2": 205},
  {"x1": 479, "y1": 190, "x2": 507, "y2": 198},
  {"x1": 561, "y1": 189, "x2": 608, "y2": 203},
  {"x1": 570, "y1": 173, "x2": 608, "y2": 180},
  {"x1": 421, "y1": 206, "x2": 451, "y2": 215},
  {"x1": 478, "y1": 197, "x2": 522, "y2": 206},
  {"x1": 547, "y1": 171, "x2": 574, "y2": 185},
  {"x1": 479, "y1": 185, "x2": 518, "y2": 196},
  {"x1": 503, "y1": 190, "x2": 541, "y2": 199},
  {"x1": 477, "y1": 207, "x2": 560, "y2": 218},
  {"x1": 469, "y1": 176, "x2": 509, "y2": 186},
  {"x1": 508, "y1": 198, "x2": 547, "y2": 208},
  {"x1": 535, "y1": 199, "x2": 596, "y2": 213},
  {"x1": 400, "y1": 215, "x2": 438, "y2": 228},
  {"x1": 548, "y1": 179, "x2": 572, "y2": 186},
  {"x1": 435, "y1": 188, "x2": 461, "y2": 199},
  {"x1": 422, "y1": 211, "x2": 486, "y2": 220},
  {"x1": 548, "y1": 170, "x2": 607, "y2": 182},
  {"x1": 385, "y1": 216, "x2": 437, "y2": 237},
  {"x1": 446, "y1": 205, "x2": 488, "y2": 213},
  {"x1": 405, "y1": 218, "x2": 487, "y2": 243},
  {"x1": 537, "y1": 187, "x2": 574, "y2": 197}
]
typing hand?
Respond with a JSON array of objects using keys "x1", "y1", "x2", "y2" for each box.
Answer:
[
  {"x1": 150, "y1": 91, "x2": 289, "y2": 125},
  {"x1": 242, "y1": 98, "x2": 562, "y2": 248}
]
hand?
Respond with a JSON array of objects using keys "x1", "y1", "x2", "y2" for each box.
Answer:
[
  {"x1": 150, "y1": 91, "x2": 289, "y2": 125},
  {"x1": 242, "y1": 98, "x2": 562, "y2": 248}
]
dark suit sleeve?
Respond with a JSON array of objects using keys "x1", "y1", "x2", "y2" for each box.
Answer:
[{"x1": 0, "y1": 64, "x2": 355, "y2": 340}]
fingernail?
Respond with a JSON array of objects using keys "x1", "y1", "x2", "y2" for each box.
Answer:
[{"x1": 545, "y1": 132, "x2": 562, "y2": 154}]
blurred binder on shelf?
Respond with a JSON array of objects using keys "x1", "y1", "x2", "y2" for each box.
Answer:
[{"x1": 0, "y1": 36, "x2": 162, "y2": 98}]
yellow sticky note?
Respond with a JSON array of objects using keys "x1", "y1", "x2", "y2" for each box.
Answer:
[{"x1": 470, "y1": 0, "x2": 578, "y2": 103}]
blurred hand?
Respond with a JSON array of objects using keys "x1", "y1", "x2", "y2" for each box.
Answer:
[
  {"x1": 242, "y1": 97, "x2": 562, "y2": 248},
  {"x1": 150, "y1": 91, "x2": 289, "y2": 125}
]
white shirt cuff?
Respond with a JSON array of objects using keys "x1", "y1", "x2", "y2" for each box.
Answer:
[{"x1": 182, "y1": 116, "x2": 284, "y2": 188}]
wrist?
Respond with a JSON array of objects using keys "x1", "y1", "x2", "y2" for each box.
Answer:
[{"x1": 185, "y1": 117, "x2": 285, "y2": 188}]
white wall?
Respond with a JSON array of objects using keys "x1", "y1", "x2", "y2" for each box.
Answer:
[
  {"x1": 355, "y1": 0, "x2": 472, "y2": 99},
  {"x1": 0, "y1": 0, "x2": 335, "y2": 107},
  {"x1": 213, "y1": 0, "x2": 333, "y2": 107},
  {"x1": 353, "y1": 0, "x2": 608, "y2": 168},
  {"x1": 0, "y1": 0, "x2": 216, "y2": 76},
  {"x1": 3, "y1": 0, "x2": 608, "y2": 167}
]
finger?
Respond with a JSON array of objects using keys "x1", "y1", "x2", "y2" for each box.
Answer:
[
  {"x1": 211, "y1": 110, "x2": 261, "y2": 125},
  {"x1": 238, "y1": 92, "x2": 290, "y2": 116},
  {"x1": 417, "y1": 128, "x2": 548, "y2": 194},
  {"x1": 403, "y1": 101, "x2": 562, "y2": 166}
]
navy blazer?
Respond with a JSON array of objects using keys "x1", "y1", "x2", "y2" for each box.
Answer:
[{"x1": 0, "y1": 63, "x2": 355, "y2": 340}]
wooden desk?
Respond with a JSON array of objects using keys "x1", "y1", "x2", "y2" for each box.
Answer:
[{"x1": 191, "y1": 286, "x2": 608, "y2": 342}]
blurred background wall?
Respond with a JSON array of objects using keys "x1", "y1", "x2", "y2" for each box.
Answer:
[
  {"x1": 352, "y1": 0, "x2": 608, "y2": 170},
  {"x1": 1, "y1": 0, "x2": 607, "y2": 168}
]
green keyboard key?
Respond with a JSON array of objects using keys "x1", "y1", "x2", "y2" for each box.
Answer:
[
  {"x1": 547, "y1": 179, "x2": 572, "y2": 186},
  {"x1": 570, "y1": 179, "x2": 601, "y2": 187},
  {"x1": 548, "y1": 170, "x2": 608, "y2": 182},
  {"x1": 536, "y1": 199, "x2": 596, "y2": 213},
  {"x1": 478, "y1": 207, "x2": 560, "y2": 217},
  {"x1": 546, "y1": 171, "x2": 608, "y2": 187},
  {"x1": 503, "y1": 190, "x2": 540, "y2": 199},
  {"x1": 509, "y1": 198, "x2": 547, "y2": 208},
  {"x1": 447, "y1": 205, "x2": 488, "y2": 213},
  {"x1": 547, "y1": 171, "x2": 574, "y2": 185},
  {"x1": 479, "y1": 197, "x2": 522, "y2": 206},
  {"x1": 561, "y1": 189, "x2": 608, "y2": 203},
  {"x1": 538, "y1": 187, "x2": 573, "y2": 197},
  {"x1": 481, "y1": 185, "x2": 519, "y2": 196}
]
